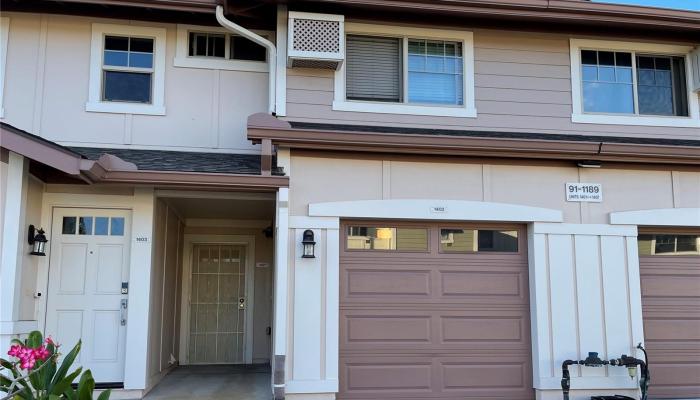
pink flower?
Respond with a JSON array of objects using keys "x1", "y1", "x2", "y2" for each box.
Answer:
[
  {"x1": 33, "y1": 346, "x2": 50, "y2": 361},
  {"x1": 45, "y1": 337, "x2": 56, "y2": 347},
  {"x1": 7, "y1": 344, "x2": 22, "y2": 357}
]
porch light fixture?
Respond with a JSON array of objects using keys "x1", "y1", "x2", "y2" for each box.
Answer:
[
  {"x1": 28, "y1": 225, "x2": 48, "y2": 256},
  {"x1": 302, "y1": 230, "x2": 316, "y2": 258}
]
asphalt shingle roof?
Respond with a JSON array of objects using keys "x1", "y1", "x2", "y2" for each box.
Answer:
[{"x1": 70, "y1": 147, "x2": 269, "y2": 175}]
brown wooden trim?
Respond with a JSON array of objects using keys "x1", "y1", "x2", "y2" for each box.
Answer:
[
  {"x1": 83, "y1": 168, "x2": 289, "y2": 190},
  {"x1": 1, "y1": 124, "x2": 83, "y2": 175},
  {"x1": 305, "y1": 0, "x2": 700, "y2": 33},
  {"x1": 289, "y1": 149, "x2": 700, "y2": 172},
  {"x1": 248, "y1": 125, "x2": 700, "y2": 166},
  {"x1": 261, "y1": 138, "x2": 273, "y2": 177}
]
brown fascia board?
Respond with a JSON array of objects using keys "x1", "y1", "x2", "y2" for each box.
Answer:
[
  {"x1": 81, "y1": 164, "x2": 289, "y2": 191},
  {"x1": 38, "y1": 0, "x2": 221, "y2": 13},
  {"x1": 300, "y1": 0, "x2": 700, "y2": 32},
  {"x1": 247, "y1": 115, "x2": 700, "y2": 165},
  {"x1": 1, "y1": 123, "x2": 83, "y2": 175}
]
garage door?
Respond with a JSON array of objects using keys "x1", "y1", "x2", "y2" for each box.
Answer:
[
  {"x1": 639, "y1": 231, "x2": 700, "y2": 399},
  {"x1": 339, "y1": 221, "x2": 533, "y2": 400}
]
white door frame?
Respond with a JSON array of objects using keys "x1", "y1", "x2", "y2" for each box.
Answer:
[{"x1": 178, "y1": 234, "x2": 255, "y2": 364}]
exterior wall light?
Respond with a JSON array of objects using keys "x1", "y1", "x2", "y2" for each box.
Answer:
[
  {"x1": 577, "y1": 160, "x2": 602, "y2": 168},
  {"x1": 28, "y1": 225, "x2": 48, "y2": 256},
  {"x1": 302, "y1": 229, "x2": 316, "y2": 258}
]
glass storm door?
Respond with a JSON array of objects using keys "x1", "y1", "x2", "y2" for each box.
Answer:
[{"x1": 188, "y1": 244, "x2": 247, "y2": 364}]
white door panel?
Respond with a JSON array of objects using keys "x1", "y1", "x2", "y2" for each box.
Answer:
[{"x1": 46, "y1": 208, "x2": 131, "y2": 383}]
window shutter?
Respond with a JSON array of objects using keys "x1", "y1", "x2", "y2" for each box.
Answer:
[{"x1": 346, "y1": 35, "x2": 401, "y2": 102}]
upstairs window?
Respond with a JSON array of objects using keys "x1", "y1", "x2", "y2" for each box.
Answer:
[
  {"x1": 189, "y1": 32, "x2": 225, "y2": 58},
  {"x1": 569, "y1": 39, "x2": 699, "y2": 128},
  {"x1": 333, "y1": 24, "x2": 476, "y2": 118},
  {"x1": 87, "y1": 24, "x2": 166, "y2": 115},
  {"x1": 102, "y1": 36, "x2": 154, "y2": 103},
  {"x1": 581, "y1": 49, "x2": 688, "y2": 117},
  {"x1": 175, "y1": 25, "x2": 271, "y2": 72},
  {"x1": 345, "y1": 35, "x2": 464, "y2": 106}
]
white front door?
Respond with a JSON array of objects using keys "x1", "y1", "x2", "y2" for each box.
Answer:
[{"x1": 45, "y1": 208, "x2": 131, "y2": 383}]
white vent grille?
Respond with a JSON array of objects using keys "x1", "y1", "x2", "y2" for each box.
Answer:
[
  {"x1": 288, "y1": 12, "x2": 344, "y2": 70},
  {"x1": 292, "y1": 19, "x2": 341, "y2": 53}
]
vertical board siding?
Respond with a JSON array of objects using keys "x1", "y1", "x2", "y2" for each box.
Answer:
[
  {"x1": 530, "y1": 224, "x2": 643, "y2": 391},
  {"x1": 573, "y1": 235, "x2": 606, "y2": 378},
  {"x1": 285, "y1": 28, "x2": 700, "y2": 141}
]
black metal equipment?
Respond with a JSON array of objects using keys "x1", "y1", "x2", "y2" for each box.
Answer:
[{"x1": 561, "y1": 343, "x2": 649, "y2": 400}]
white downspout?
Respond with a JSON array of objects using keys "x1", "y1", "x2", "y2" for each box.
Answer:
[{"x1": 216, "y1": 5, "x2": 277, "y2": 114}]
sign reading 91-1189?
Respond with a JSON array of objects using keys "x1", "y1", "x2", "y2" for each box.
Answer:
[{"x1": 565, "y1": 183, "x2": 603, "y2": 202}]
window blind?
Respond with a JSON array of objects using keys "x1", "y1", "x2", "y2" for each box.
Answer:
[{"x1": 346, "y1": 35, "x2": 401, "y2": 102}]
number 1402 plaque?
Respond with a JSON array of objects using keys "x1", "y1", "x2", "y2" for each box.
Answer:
[{"x1": 565, "y1": 183, "x2": 603, "y2": 202}]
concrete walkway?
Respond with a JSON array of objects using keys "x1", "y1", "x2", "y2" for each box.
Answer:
[{"x1": 144, "y1": 364, "x2": 272, "y2": 400}]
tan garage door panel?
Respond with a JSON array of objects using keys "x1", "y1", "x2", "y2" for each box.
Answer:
[
  {"x1": 339, "y1": 222, "x2": 533, "y2": 400},
  {"x1": 640, "y1": 231, "x2": 700, "y2": 399}
]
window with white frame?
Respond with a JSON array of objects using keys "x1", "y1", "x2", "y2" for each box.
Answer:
[
  {"x1": 174, "y1": 25, "x2": 271, "y2": 72},
  {"x1": 102, "y1": 36, "x2": 154, "y2": 103},
  {"x1": 570, "y1": 39, "x2": 699, "y2": 127},
  {"x1": 87, "y1": 24, "x2": 166, "y2": 115},
  {"x1": 333, "y1": 24, "x2": 476, "y2": 118}
]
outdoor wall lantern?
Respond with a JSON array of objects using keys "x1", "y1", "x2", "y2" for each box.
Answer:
[
  {"x1": 302, "y1": 229, "x2": 316, "y2": 258},
  {"x1": 28, "y1": 225, "x2": 48, "y2": 256}
]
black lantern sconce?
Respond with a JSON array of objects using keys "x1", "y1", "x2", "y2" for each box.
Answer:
[
  {"x1": 301, "y1": 229, "x2": 316, "y2": 258},
  {"x1": 28, "y1": 225, "x2": 48, "y2": 256}
]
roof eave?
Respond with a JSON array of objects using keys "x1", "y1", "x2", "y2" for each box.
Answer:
[{"x1": 247, "y1": 117, "x2": 700, "y2": 166}]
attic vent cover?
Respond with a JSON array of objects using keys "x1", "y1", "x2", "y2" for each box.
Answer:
[{"x1": 288, "y1": 12, "x2": 344, "y2": 70}]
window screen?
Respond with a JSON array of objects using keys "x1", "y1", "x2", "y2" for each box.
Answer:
[
  {"x1": 346, "y1": 35, "x2": 402, "y2": 102},
  {"x1": 636, "y1": 55, "x2": 688, "y2": 117},
  {"x1": 408, "y1": 39, "x2": 463, "y2": 105}
]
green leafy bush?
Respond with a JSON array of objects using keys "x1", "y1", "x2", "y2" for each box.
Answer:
[{"x1": 0, "y1": 331, "x2": 110, "y2": 400}]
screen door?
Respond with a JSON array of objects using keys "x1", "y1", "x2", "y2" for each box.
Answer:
[{"x1": 188, "y1": 244, "x2": 247, "y2": 364}]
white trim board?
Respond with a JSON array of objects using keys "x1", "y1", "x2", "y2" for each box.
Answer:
[
  {"x1": 0, "y1": 17, "x2": 10, "y2": 118},
  {"x1": 87, "y1": 23, "x2": 167, "y2": 116},
  {"x1": 308, "y1": 199, "x2": 562, "y2": 222},
  {"x1": 178, "y1": 234, "x2": 255, "y2": 365},
  {"x1": 332, "y1": 23, "x2": 477, "y2": 118},
  {"x1": 569, "y1": 38, "x2": 700, "y2": 128},
  {"x1": 609, "y1": 207, "x2": 700, "y2": 227}
]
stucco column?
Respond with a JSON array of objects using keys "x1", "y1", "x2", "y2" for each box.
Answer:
[
  {"x1": 123, "y1": 187, "x2": 155, "y2": 390},
  {"x1": 0, "y1": 152, "x2": 36, "y2": 352}
]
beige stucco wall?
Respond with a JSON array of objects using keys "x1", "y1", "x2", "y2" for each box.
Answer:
[
  {"x1": 148, "y1": 199, "x2": 184, "y2": 387},
  {"x1": 289, "y1": 153, "x2": 700, "y2": 223},
  {"x1": 2, "y1": 12, "x2": 268, "y2": 153},
  {"x1": 184, "y1": 225, "x2": 274, "y2": 364},
  {"x1": 285, "y1": 27, "x2": 700, "y2": 141}
]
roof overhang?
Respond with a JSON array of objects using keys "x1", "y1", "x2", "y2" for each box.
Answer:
[
  {"x1": 1, "y1": 122, "x2": 288, "y2": 190},
  {"x1": 247, "y1": 113, "x2": 700, "y2": 166},
  {"x1": 288, "y1": 0, "x2": 700, "y2": 38}
]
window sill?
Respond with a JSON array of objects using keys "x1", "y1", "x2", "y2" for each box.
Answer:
[
  {"x1": 173, "y1": 56, "x2": 268, "y2": 73},
  {"x1": 332, "y1": 100, "x2": 477, "y2": 118},
  {"x1": 572, "y1": 113, "x2": 700, "y2": 128},
  {"x1": 86, "y1": 102, "x2": 166, "y2": 116}
]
